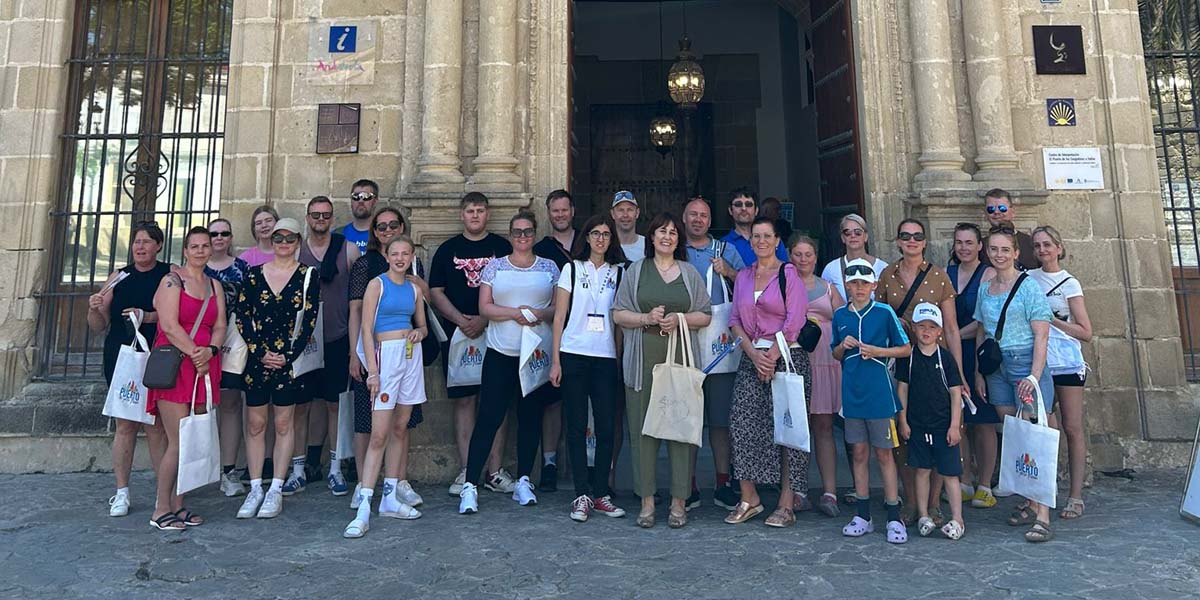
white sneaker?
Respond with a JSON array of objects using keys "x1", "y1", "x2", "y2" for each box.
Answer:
[
  {"x1": 396, "y1": 480, "x2": 424, "y2": 507},
  {"x1": 448, "y1": 468, "x2": 467, "y2": 496},
  {"x1": 379, "y1": 494, "x2": 422, "y2": 520},
  {"x1": 485, "y1": 468, "x2": 517, "y2": 493},
  {"x1": 237, "y1": 487, "x2": 264, "y2": 519},
  {"x1": 459, "y1": 482, "x2": 479, "y2": 514},
  {"x1": 108, "y1": 491, "x2": 130, "y2": 517},
  {"x1": 513, "y1": 475, "x2": 537, "y2": 506},
  {"x1": 220, "y1": 471, "x2": 245, "y2": 497},
  {"x1": 350, "y1": 483, "x2": 364, "y2": 509},
  {"x1": 257, "y1": 488, "x2": 283, "y2": 518}
]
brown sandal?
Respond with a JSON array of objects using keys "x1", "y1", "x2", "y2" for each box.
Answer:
[
  {"x1": 1059, "y1": 497, "x2": 1084, "y2": 520},
  {"x1": 724, "y1": 501, "x2": 764, "y2": 524},
  {"x1": 668, "y1": 509, "x2": 687, "y2": 529},
  {"x1": 764, "y1": 507, "x2": 795, "y2": 528},
  {"x1": 636, "y1": 510, "x2": 656, "y2": 529},
  {"x1": 1007, "y1": 505, "x2": 1037, "y2": 527},
  {"x1": 1025, "y1": 520, "x2": 1053, "y2": 543}
]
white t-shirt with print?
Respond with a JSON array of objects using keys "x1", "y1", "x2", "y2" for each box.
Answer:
[
  {"x1": 480, "y1": 256, "x2": 560, "y2": 356},
  {"x1": 1028, "y1": 268, "x2": 1083, "y2": 323},
  {"x1": 556, "y1": 260, "x2": 620, "y2": 359}
]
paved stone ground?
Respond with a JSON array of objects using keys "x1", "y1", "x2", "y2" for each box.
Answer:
[{"x1": 1, "y1": 468, "x2": 1198, "y2": 599}]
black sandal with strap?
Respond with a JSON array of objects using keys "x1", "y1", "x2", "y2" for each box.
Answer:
[
  {"x1": 150, "y1": 513, "x2": 186, "y2": 531},
  {"x1": 174, "y1": 508, "x2": 204, "y2": 526}
]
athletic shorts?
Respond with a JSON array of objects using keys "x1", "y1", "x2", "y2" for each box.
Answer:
[
  {"x1": 305, "y1": 335, "x2": 351, "y2": 401},
  {"x1": 373, "y1": 339, "x2": 427, "y2": 410},
  {"x1": 907, "y1": 428, "x2": 963, "y2": 477},
  {"x1": 245, "y1": 387, "x2": 306, "y2": 408},
  {"x1": 1052, "y1": 372, "x2": 1086, "y2": 388},
  {"x1": 844, "y1": 417, "x2": 899, "y2": 449}
]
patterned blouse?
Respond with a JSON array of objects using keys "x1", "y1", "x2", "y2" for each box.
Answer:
[
  {"x1": 235, "y1": 263, "x2": 321, "y2": 391},
  {"x1": 205, "y1": 257, "x2": 250, "y2": 318}
]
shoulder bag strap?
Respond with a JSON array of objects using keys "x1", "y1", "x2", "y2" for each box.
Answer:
[
  {"x1": 994, "y1": 273, "x2": 1028, "y2": 343},
  {"x1": 1045, "y1": 275, "x2": 1073, "y2": 297},
  {"x1": 293, "y1": 266, "x2": 316, "y2": 340},
  {"x1": 564, "y1": 260, "x2": 577, "y2": 327},
  {"x1": 895, "y1": 263, "x2": 932, "y2": 319}
]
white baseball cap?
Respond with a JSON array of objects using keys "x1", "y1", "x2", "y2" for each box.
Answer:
[
  {"x1": 843, "y1": 258, "x2": 876, "y2": 284},
  {"x1": 912, "y1": 302, "x2": 943, "y2": 327},
  {"x1": 612, "y1": 190, "x2": 637, "y2": 207}
]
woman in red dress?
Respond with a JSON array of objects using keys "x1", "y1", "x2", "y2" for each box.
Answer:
[{"x1": 147, "y1": 226, "x2": 227, "y2": 531}]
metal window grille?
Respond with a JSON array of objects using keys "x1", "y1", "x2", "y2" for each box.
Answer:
[{"x1": 35, "y1": 0, "x2": 233, "y2": 380}]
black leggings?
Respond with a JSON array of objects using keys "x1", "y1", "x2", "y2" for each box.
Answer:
[
  {"x1": 560, "y1": 352, "x2": 619, "y2": 498},
  {"x1": 465, "y1": 350, "x2": 545, "y2": 486}
]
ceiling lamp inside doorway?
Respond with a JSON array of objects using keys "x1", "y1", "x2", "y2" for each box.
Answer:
[{"x1": 668, "y1": 2, "x2": 704, "y2": 109}]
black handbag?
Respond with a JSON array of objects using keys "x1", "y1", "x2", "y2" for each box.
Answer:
[
  {"x1": 976, "y1": 273, "x2": 1028, "y2": 376},
  {"x1": 144, "y1": 279, "x2": 214, "y2": 389},
  {"x1": 798, "y1": 318, "x2": 822, "y2": 353}
]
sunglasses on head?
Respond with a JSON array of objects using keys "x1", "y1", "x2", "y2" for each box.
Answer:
[
  {"x1": 844, "y1": 264, "x2": 874, "y2": 277},
  {"x1": 208, "y1": 230, "x2": 232, "y2": 238},
  {"x1": 986, "y1": 205, "x2": 1009, "y2": 214},
  {"x1": 271, "y1": 232, "x2": 299, "y2": 244},
  {"x1": 510, "y1": 227, "x2": 536, "y2": 239},
  {"x1": 897, "y1": 231, "x2": 926, "y2": 242},
  {"x1": 613, "y1": 190, "x2": 634, "y2": 202},
  {"x1": 374, "y1": 220, "x2": 403, "y2": 232},
  {"x1": 308, "y1": 211, "x2": 333, "y2": 220},
  {"x1": 990, "y1": 224, "x2": 1016, "y2": 235},
  {"x1": 351, "y1": 192, "x2": 376, "y2": 201}
]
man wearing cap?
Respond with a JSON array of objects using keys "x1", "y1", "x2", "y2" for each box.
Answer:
[
  {"x1": 721, "y1": 187, "x2": 787, "y2": 266},
  {"x1": 343, "y1": 179, "x2": 379, "y2": 254},
  {"x1": 611, "y1": 190, "x2": 645, "y2": 262},
  {"x1": 983, "y1": 188, "x2": 1039, "y2": 271}
]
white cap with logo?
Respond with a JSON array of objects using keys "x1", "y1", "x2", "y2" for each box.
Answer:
[{"x1": 912, "y1": 302, "x2": 943, "y2": 327}]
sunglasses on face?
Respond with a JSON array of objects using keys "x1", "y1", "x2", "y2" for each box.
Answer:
[
  {"x1": 897, "y1": 232, "x2": 926, "y2": 242},
  {"x1": 731, "y1": 201, "x2": 755, "y2": 209},
  {"x1": 351, "y1": 192, "x2": 376, "y2": 202},
  {"x1": 308, "y1": 211, "x2": 333, "y2": 220},
  {"x1": 374, "y1": 220, "x2": 403, "y2": 232},
  {"x1": 208, "y1": 230, "x2": 232, "y2": 238},
  {"x1": 588, "y1": 230, "x2": 612, "y2": 240},
  {"x1": 511, "y1": 228, "x2": 536, "y2": 239},
  {"x1": 271, "y1": 233, "x2": 300, "y2": 244},
  {"x1": 986, "y1": 205, "x2": 1009, "y2": 214},
  {"x1": 842, "y1": 228, "x2": 865, "y2": 236},
  {"x1": 844, "y1": 264, "x2": 874, "y2": 277}
]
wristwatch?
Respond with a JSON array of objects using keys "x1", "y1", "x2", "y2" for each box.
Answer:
[{"x1": 209, "y1": 345, "x2": 219, "y2": 355}]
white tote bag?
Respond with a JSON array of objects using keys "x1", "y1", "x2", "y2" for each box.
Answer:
[
  {"x1": 642, "y1": 313, "x2": 707, "y2": 447},
  {"x1": 771, "y1": 332, "x2": 811, "y2": 452},
  {"x1": 519, "y1": 324, "x2": 552, "y2": 396},
  {"x1": 697, "y1": 264, "x2": 741, "y2": 374},
  {"x1": 335, "y1": 388, "x2": 355, "y2": 460},
  {"x1": 102, "y1": 314, "x2": 155, "y2": 425},
  {"x1": 291, "y1": 266, "x2": 325, "y2": 377},
  {"x1": 176, "y1": 374, "x2": 220, "y2": 495},
  {"x1": 221, "y1": 314, "x2": 249, "y2": 375},
  {"x1": 447, "y1": 326, "x2": 487, "y2": 388},
  {"x1": 996, "y1": 375, "x2": 1060, "y2": 508}
]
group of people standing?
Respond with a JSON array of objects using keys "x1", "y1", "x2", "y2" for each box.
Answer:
[{"x1": 90, "y1": 182, "x2": 1091, "y2": 544}]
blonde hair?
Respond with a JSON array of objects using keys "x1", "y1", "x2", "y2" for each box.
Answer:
[
  {"x1": 383, "y1": 235, "x2": 415, "y2": 255},
  {"x1": 840, "y1": 213, "x2": 868, "y2": 232},
  {"x1": 1032, "y1": 225, "x2": 1066, "y2": 260}
]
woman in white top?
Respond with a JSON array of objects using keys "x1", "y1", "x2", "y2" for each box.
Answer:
[
  {"x1": 1029, "y1": 225, "x2": 1092, "y2": 521},
  {"x1": 549, "y1": 214, "x2": 629, "y2": 523},
  {"x1": 458, "y1": 211, "x2": 561, "y2": 515},
  {"x1": 820, "y1": 213, "x2": 890, "y2": 301}
]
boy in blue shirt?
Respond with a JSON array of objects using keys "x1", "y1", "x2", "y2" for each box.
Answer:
[{"x1": 831, "y1": 258, "x2": 912, "y2": 543}]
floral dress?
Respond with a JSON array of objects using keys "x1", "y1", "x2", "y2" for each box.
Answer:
[{"x1": 235, "y1": 264, "x2": 321, "y2": 391}]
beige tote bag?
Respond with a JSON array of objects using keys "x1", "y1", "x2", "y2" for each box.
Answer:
[{"x1": 642, "y1": 313, "x2": 706, "y2": 447}]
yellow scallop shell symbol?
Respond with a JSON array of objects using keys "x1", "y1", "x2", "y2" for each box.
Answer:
[{"x1": 1050, "y1": 101, "x2": 1074, "y2": 126}]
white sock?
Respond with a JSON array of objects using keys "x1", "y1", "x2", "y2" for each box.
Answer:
[
  {"x1": 384, "y1": 477, "x2": 399, "y2": 498},
  {"x1": 250, "y1": 478, "x2": 263, "y2": 491},
  {"x1": 961, "y1": 482, "x2": 975, "y2": 495},
  {"x1": 116, "y1": 486, "x2": 129, "y2": 496},
  {"x1": 291, "y1": 455, "x2": 305, "y2": 478},
  {"x1": 543, "y1": 452, "x2": 557, "y2": 466},
  {"x1": 356, "y1": 488, "x2": 374, "y2": 521},
  {"x1": 328, "y1": 450, "x2": 341, "y2": 475},
  {"x1": 270, "y1": 478, "x2": 284, "y2": 492},
  {"x1": 978, "y1": 485, "x2": 992, "y2": 494}
]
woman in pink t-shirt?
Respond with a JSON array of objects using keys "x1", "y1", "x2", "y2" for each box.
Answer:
[{"x1": 238, "y1": 205, "x2": 278, "y2": 267}]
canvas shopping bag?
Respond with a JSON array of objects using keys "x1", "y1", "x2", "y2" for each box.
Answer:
[
  {"x1": 176, "y1": 374, "x2": 220, "y2": 495},
  {"x1": 642, "y1": 313, "x2": 706, "y2": 447},
  {"x1": 291, "y1": 266, "x2": 325, "y2": 377},
  {"x1": 996, "y1": 375, "x2": 1060, "y2": 508},
  {"x1": 221, "y1": 314, "x2": 249, "y2": 375},
  {"x1": 446, "y1": 326, "x2": 487, "y2": 388},
  {"x1": 335, "y1": 388, "x2": 355, "y2": 460},
  {"x1": 518, "y1": 324, "x2": 552, "y2": 396},
  {"x1": 102, "y1": 314, "x2": 155, "y2": 425},
  {"x1": 697, "y1": 264, "x2": 741, "y2": 375},
  {"x1": 771, "y1": 331, "x2": 810, "y2": 452}
]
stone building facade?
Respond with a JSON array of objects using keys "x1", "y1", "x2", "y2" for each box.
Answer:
[{"x1": 0, "y1": 0, "x2": 1195, "y2": 475}]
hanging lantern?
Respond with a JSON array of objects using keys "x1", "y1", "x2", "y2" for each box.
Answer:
[
  {"x1": 649, "y1": 115, "x2": 677, "y2": 155},
  {"x1": 668, "y1": 36, "x2": 705, "y2": 109}
]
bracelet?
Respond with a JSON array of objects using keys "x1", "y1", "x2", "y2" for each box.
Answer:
[{"x1": 366, "y1": 374, "x2": 379, "y2": 381}]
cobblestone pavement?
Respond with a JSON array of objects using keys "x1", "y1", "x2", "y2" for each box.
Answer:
[{"x1": 1, "y1": 469, "x2": 1197, "y2": 599}]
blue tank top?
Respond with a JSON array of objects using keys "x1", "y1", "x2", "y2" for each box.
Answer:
[
  {"x1": 374, "y1": 275, "x2": 415, "y2": 333},
  {"x1": 947, "y1": 262, "x2": 985, "y2": 330}
]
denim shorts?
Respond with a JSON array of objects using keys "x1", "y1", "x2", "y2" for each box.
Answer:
[{"x1": 985, "y1": 347, "x2": 1055, "y2": 414}]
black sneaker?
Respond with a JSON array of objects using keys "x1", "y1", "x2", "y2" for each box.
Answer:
[
  {"x1": 685, "y1": 488, "x2": 701, "y2": 512},
  {"x1": 540, "y1": 463, "x2": 558, "y2": 493},
  {"x1": 713, "y1": 484, "x2": 739, "y2": 510}
]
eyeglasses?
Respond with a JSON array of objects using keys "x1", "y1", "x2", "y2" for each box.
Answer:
[
  {"x1": 374, "y1": 220, "x2": 403, "y2": 232},
  {"x1": 588, "y1": 230, "x2": 612, "y2": 240},
  {"x1": 351, "y1": 192, "x2": 376, "y2": 202},
  {"x1": 208, "y1": 231, "x2": 232, "y2": 238},
  {"x1": 308, "y1": 211, "x2": 333, "y2": 221},
  {"x1": 842, "y1": 228, "x2": 865, "y2": 237},
  {"x1": 271, "y1": 232, "x2": 300, "y2": 244},
  {"x1": 897, "y1": 232, "x2": 926, "y2": 242},
  {"x1": 510, "y1": 227, "x2": 536, "y2": 239},
  {"x1": 986, "y1": 205, "x2": 1010, "y2": 214},
  {"x1": 731, "y1": 201, "x2": 755, "y2": 209},
  {"x1": 613, "y1": 191, "x2": 634, "y2": 202},
  {"x1": 844, "y1": 264, "x2": 874, "y2": 277}
]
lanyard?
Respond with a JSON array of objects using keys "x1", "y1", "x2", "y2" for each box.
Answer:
[{"x1": 585, "y1": 261, "x2": 612, "y2": 314}]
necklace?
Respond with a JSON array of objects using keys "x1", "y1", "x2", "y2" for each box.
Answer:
[{"x1": 655, "y1": 259, "x2": 676, "y2": 272}]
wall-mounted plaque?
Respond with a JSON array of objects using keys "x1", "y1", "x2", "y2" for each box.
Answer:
[
  {"x1": 316, "y1": 103, "x2": 360, "y2": 154},
  {"x1": 1033, "y1": 25, "x2": 1086, "y2": 75},
  {"x1": 1046, "y1": 98, "x2": 1076, "y2": 127}
]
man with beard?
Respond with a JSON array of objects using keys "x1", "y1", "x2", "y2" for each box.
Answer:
[
  {"x1": 343, "y1": 179, "x2": 379, "y2": 254},
  {"x1": 721, "y1": 187, "x2": 787, "y2": 265}
]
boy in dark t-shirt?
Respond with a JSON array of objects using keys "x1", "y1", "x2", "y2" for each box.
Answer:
[{"x1": 896, "y1": 302, "x2": 965, "y2": 540}]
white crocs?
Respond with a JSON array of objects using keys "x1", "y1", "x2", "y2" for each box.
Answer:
[
  {"x1": 941, "y1": 519, "x2": 965, "y2": 540},
  {"x1": 917, "y1": 516, "x2": 936, "y2": 537},
  {"x1": 842, "y1": 516, "x2": 874, "y2": 537},
  {"x1": 887, "y1": 520, "x2": 909, "y2": 544}
]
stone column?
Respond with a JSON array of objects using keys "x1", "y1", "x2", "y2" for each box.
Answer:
[
  {"x1": 909, "y1": 0, "x2": 971, "y2": 187},
  {"x1": 470, "y1": 0, "x2": 522, "y2": 190},
  {"x1": 413, "y1": 0, "x2": 466, "y2": 189},
  {"x1": 962, "y1": 0, "x2": 1027, "y2": 184}
]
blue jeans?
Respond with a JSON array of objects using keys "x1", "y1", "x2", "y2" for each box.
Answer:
[{"x1": 985, "y1": 347, "x2": 1055, "y2": 414}]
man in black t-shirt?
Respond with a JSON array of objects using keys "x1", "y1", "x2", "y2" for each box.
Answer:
[{"x1": 429, "y1": 192, "x2": 517, "y2": 496}]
